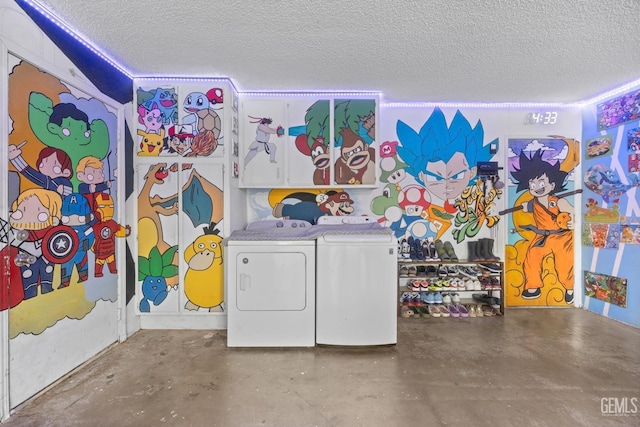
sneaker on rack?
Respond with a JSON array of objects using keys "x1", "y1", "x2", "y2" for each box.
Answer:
[
  {"x1": 401, "y1": 239, "x2": 410, "y2": 259},
  {"x1": 438, "y1": 266, "x2": 448, "y2": 277},
  {"x1": 426, "y1": 265, "x2": 438, "y2": 277},
  {"x1": 429, "y1": 240, "x2": 440, "y2": 261},
  {"x1": 479, "y1": 263, "x2": 501, "y2": 273},
  {"x1": 458, "y1": 266, "x2": 475, "y2": 278},
  {"x1": 446, "y1": 265, "x2": 458, "y2": 276},
  {"x1": 465, "y1": 279, "x2": 475, "y2": 291},
  {"x1": 451, "y1": 293, "x2": 461, "y2": 304},
  {"x1": 410, "y1": 280, "x2": 422, "y2": 291},
  {"x1": 424, "y1": 292, "x2": 436, "y2": 304},
  {"x1": 408, "y1": 265, "x2": 417, "y2": 276},
  {"x1": 442, "y1": 293, "x2": 452, "y2": 304},
  {"x1": 399, "y1": 265, "x2": 409, "y2": 276},
  {"x1": 434, "y1": 292, "x2": 443, "y2": 304},
  {"x1": 468, "y1": 265, "x2": 483, "y2": 276},
  {"x1": 473, "y1": 280, "x2": 482, "y2": 291},
  {"x1": 421, "y1": 239, "x2": 432, "y2": 260},
  {"x1": 440, "y1": 279, "x2": 452, "y2": 291}
]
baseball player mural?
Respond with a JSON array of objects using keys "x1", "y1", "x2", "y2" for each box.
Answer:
[{"x1": 4, "y1": 58, "x2": 121, "y2": 337}]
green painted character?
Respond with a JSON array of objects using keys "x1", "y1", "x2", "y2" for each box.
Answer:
[{"x1": 28, "y1": 92, "x2": 110, "y2": 189}]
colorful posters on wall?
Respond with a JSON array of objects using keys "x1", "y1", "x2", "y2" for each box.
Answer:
[{"x1": 584, "y1": 271, "x2": 627, "y2": 307}]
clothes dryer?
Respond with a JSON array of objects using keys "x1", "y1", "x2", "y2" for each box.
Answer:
[{"x1": 225, "y1": 220, "x2": 316, "y2": 347}]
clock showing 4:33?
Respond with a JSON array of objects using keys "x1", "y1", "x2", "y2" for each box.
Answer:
[{"x1": 524, "y1": 111, "x2": 558, "y2": 125}]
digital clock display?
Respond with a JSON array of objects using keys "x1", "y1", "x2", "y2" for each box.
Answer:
[{"x1": 524, "y1": 111, "x2": 558, "y2": 125}]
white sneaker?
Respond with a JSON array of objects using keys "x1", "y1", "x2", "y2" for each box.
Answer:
[
  {"x1": 442, "y1": 293, "x2": 452, "y2": 304},
  {"x1": 451, "y1": 293, "x2": 461, "y2": 304},
  {"x1": 473, "y1": 280, "x2": 482, "y2": 291}
]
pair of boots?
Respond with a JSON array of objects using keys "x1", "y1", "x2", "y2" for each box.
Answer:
[
  {"x1": 468, "y1": 238, "x2": 500, "y2": 262},
  {"x1": 434, "y1": 240, "x2": 458, "y2": 261}
]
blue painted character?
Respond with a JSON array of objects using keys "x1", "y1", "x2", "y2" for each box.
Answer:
[
  {"x1": 59, "y1": 193, "x2": 95, "y2": 288},
  {"x1": 140, "y1": 87, "x2": 178, "y2": 125}
]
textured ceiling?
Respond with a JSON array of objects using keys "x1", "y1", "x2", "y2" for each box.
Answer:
[{"x1": 37, "y1": 0, "x2": 640, "y2": 103}]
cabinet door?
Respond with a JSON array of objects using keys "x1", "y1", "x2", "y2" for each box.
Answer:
[
  {"x1": 333, "y1": 98, "x2": 378, "y2": 186},
  {"x1": 239, "y1": 99, "x2": 286, "y2": 187},
  {"x1": 286, "y1": 99, "x2": 332, "y2": 186}
]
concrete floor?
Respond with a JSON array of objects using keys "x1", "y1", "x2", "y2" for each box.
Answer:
[{"x1": 3, "y1": 308, "x2": 640, "y2": 426}]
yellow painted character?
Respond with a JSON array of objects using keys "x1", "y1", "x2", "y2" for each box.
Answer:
[
  {"x1": 137, "y1": 128, "x2": 165, "y2": 156},
  {"x1": 184, "y1": 232, "x2": 224, "y2": 311}
]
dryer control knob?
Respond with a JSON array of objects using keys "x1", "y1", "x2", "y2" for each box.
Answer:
[
  {"x1": 242, "y1": 258, "x2": 249, "y2": 264},
  {"x1": 276, "y1": 221, "x2": 284, "y2": 228}
]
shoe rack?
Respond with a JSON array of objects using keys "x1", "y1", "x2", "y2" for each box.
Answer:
[{"x1": 397, "y1": 259, "x2": 505, "y2": 319}]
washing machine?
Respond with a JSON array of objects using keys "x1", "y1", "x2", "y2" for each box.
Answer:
[
  {"x1": 225, "y1": 220, "x2": 316, "y2": 347},
  {"x1": 315, "y1": 216, "x2": 397, "y2": 346}
]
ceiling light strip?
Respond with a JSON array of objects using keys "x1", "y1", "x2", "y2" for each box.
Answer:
[
  {"x1": 21, "y1": 0, "x2": 133, "y2": 77},
  {"x1": 581, "y1": 77, "x2": 640, "y2": 106},
  {"x1": 381, "y1": 101, "x2": 582, "y2": 109},
  {"x1": 241, "y1": 91, "x2": 383, "y2": 98}
]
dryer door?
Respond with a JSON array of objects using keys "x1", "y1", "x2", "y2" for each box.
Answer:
[{"x1": 235, "y1": 251, "x2": 308, "y2": 311}]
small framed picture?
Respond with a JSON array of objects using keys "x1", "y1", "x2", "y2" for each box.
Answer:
[{"x1": 232, "y1": 137, "x2": 239, "y2": 157}]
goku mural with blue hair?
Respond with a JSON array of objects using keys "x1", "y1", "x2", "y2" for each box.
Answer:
[{"x1": 375, "y1": 107, "x2": 498, "y2": 241}]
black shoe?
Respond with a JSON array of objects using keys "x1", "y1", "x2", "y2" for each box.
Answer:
[
  {"x1": 472, "y1": 293, "x2": 500, "y2": 306},
  {"x1": 522, "y1": 288, "x2": 541, "y2": 299},
  {"x1": 565, "y1": 290, "x2": 574, "y2": 305}
]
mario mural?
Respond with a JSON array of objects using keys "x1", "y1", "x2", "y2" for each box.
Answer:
[{"x1": 2, "y1": 59, "x2": 121, "y2": 337}]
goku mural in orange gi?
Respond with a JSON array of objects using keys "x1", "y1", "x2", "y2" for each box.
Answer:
[{"x1": 505, "y1": 137, "x2": 580, "y2": 306}]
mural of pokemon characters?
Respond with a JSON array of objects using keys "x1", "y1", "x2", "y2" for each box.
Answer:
[
  {"x1": 333, "y1": 98, "x2": 377, "y2": 185},
  {"x1": 137, "y1": 104, "x2": 164, "y2": 135},
  {"x1": 92, "y1": 193, "x2": 131, "y2": 278},
  {"x1": 290, "y1": 100, "x2": 332, "y2": 185},
  {"x1": 164, "y1": 125, "x2": 194, "y2": 155},
  {"x1": 244, "y1": 116, "x2": 284, "y2": 165},
  {"x1": 506, "y1": 144, "x2": 579, "y2": 306},
  {"x1": 271, "y1": 190, "x2": 354, "y2": 224},
  {"x1": 28, "y1": 92, "x2": 110, "y2": 189},
  {"x1": 184, "y1": 223, "x2": 224, "y2": 312},
  {"x1": 137, "y1": 163, "x2": 178, "y2": 259},
  {"x1": 181, "y1": 90, "x2": 223, "y2": 156},
  {"x1": 57, "y1": 193, "x2": 95, "y2": 289},
  {"x1": 137, "y1": 87, "x2": 179, "y2": 125},
  {"x1": 138, "y1": 245, "x2": 179, "y2": 313},
  {"x1": 137, "y1": 128, "x2": 166, "y2": 156},
  {"x1": 392, "y1": 108, "x2": 497, "y2": 242},
  {"x1": 8, "y1": 189, "x2": 62, "y2": 300},
  {"x1": 583, "y1": 164, "x2": 640, "y2": 203},
  {"x1": 76, "y1": 156, "x2": 112, "y2": 210},
  {"x1": 8, "y1": 143, "x2": 73, "y2": 197}
]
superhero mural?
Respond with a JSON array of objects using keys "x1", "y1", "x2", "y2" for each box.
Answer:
[
  {"x1": 371, "y1": 108, "x2": 499, "y2": 246},
  {"x1": 136, "y1": 86, "x2": 224, "y2": 157},
  {"x1": 504, "y1": 137, "x2": 580, "y2": 306},
  {"x1": 2, "y1": 58, "x2": 121, "y2": 337},
  {"x1": 137, "y1": 161, "x2": 223, "y2": 313}
]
